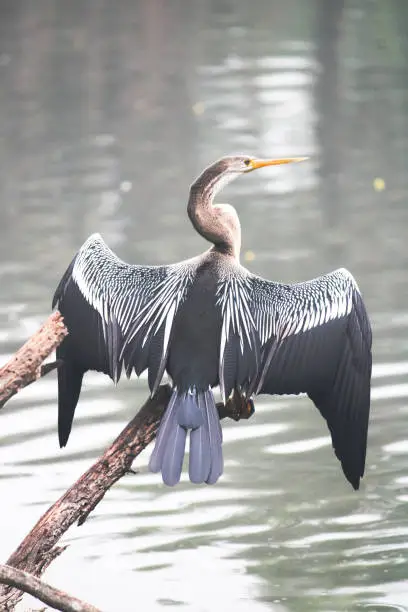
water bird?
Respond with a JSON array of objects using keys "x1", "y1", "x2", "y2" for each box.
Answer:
[{"x1": 52, "y1": 155, "x2": 372, "y2": 489}]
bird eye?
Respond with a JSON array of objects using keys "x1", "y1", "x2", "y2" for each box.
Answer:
[{"x1": 244, "y1": 159, "x2": 250, "y2": 166}]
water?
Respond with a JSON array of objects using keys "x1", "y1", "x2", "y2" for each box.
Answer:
[{"x1": 0, "y1": 1, "x2": 408, "y2": 610}]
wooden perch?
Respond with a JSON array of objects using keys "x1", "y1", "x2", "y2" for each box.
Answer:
[
  {"x1": 0, "y1": 564, "x2": 101, "y2": 612},
  {"x1": 0, "y1": 311, "x2": 67, "y2": 409},
  {"x1": 0, "y1": 315, "x2": 253, "y2": 610}
]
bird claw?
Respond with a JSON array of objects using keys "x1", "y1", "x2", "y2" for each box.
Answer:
[
  {"x1": 223, "y1": 391, "x2": 255, "y2": 421},
  {"x1": 243, "y1": 398, "x2": 255, "y2": 419}
]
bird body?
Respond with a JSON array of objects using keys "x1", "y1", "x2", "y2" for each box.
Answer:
[
  {"x1": 53, "y1": 155, "x2": 372, "y2": 489},
  {"x1": 167, "y1": 250, "x2": 225, "y2": 392}
]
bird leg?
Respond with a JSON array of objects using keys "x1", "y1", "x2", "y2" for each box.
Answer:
[{"x1": 216, "y1": 389, "x2": 254, "y2": 422}]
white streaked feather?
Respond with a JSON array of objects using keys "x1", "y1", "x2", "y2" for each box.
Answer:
[
  {"x1": 216, "y1": 271, "x2": 258, "y2": 398},
  {"x1": 70, "y1": 233, "x2": 196, "y2": 387},
  {"x1": 252, "y1": 267, "x2": 359, "y2": 350}
]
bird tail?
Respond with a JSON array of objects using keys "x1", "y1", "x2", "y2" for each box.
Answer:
[
  {"x1": 57, "y1": 347, "x2": 85, "y2": 447},
  {"x1": 149, "y1": 388, "x2": 223, "y2": 486}
]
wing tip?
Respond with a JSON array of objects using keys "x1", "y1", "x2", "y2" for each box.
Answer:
[
  {"x1": 58, "y1": 437, "x2": 68, "y2": 449},
  {"x1": 341, "y1": 454, "x2": 365, "y2": 491},
  {"x1": 58, "y1": 418, "x2": 73, "y2": 449},
  {"x1": 57, "y1": 362, "x2": 84, "y2": 450},
  {"x1": 349, "y1": 474, "x2": 361, "y2": 491}
]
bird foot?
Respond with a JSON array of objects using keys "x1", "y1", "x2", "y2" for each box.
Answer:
[{"x1": 218, "y1": 391, "x2": 255, "y2": 422}]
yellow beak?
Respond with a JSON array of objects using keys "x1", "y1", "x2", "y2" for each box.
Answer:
[{"x1": 248, "y1": 157, "x2": 308, "y2": 171}]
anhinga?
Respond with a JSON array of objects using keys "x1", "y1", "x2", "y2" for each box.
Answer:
[{"x1": 53, "y1": 155, "x2": 372, "y2": 489}]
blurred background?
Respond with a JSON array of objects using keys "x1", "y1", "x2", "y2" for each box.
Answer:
[{"x1": 0, "y1": 0, "x2": 408, "y2": 610}]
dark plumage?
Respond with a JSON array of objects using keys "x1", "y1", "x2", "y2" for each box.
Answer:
[{"x1": 53, "y1": 155, "x2": 372, "y2": 489}]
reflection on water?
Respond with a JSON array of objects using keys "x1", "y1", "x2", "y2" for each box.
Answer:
[{"x1": 1, "y1": 1, "x2": 408, "y2": 611}]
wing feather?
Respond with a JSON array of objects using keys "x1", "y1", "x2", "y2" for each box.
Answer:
[
  {"x1": 217, "y1": 272, "x2": 261, "y2": 401},
  {"x1": 250, "y1": 268, "x2": 372, "y2": 489},
  {"x1": 53, "y1": 233, "x2": 196, "y2": 444}
]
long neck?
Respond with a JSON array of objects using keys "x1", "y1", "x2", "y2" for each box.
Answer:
[{"x1": 187, "y1": 167, "x2": 241, "y2": 259}]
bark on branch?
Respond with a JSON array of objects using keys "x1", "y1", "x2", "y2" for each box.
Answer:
[
  {"x1": 0, "y1": 311, "x2": 67, "y2": 409},
  {"x1": 0, "y1": 315, "x2": 253, "y2": 610},
  {"x1": 0, "y1": 564, "x2": 101, "y2": 612}
]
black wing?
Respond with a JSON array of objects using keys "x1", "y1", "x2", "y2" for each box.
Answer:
[
  {"x1": 53, "y1": 233, "x2": 196, "y2": 446},
  {"x1": 251, "y1": 268, "x2": 372, "y2": 490}
]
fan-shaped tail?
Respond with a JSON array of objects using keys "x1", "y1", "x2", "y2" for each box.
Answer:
[{"x1": 149, "y1": 388, "x2": 223, "y2": 486}]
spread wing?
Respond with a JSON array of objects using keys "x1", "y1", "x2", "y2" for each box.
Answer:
[
  {"x1": 52, "y1": 233, "x2": 196, "y2": 446},
  {"x1": 250, "y1": 268, "x2": 372, "y2": 489}
]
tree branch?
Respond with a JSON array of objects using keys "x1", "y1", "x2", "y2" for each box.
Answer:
[
  {"x1": 0, "y1": 311, "x2": 67, "y2": 409},
  {"x1": 0, "y1": 383, "x2": 252, "y2": 609},
  {"x1": 0, "y1": 313, "x2": 253, "y2": 609},
  {"x1": 0, "y1": 564, "x2": 100, "y2": 612}
]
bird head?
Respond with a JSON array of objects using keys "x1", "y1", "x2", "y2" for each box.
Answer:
[
  {"x1": 217, "y1": 154, "x2": 309, "y2": 175},
  {"x1": 194, "y1": 154, "x2": 308, "y2": 198}
]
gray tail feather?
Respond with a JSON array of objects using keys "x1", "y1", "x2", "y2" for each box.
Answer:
[{"x1": 148, "y1": 388, "x2": 223, "y2": 486}]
